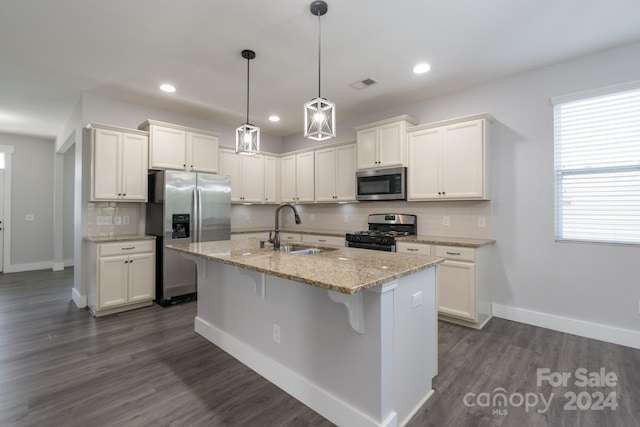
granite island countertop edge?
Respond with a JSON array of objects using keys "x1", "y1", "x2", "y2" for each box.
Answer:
[{"x1": 167, "y1": 240, "x2": 443, "y2": 295}]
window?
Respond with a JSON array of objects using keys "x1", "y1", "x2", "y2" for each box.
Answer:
[{"x1": 553, "y1": 83, "x2": 640, "y2": 245}]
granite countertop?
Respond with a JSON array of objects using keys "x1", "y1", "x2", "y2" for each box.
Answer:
[
  {"x1": 231, "y1": 229, "x2": 347, "y2": 238},
  {"x1": 84, "y1": 234, "x2": 156, "y2": 243},
  {"x1": 233, "y1": 229, "x2": 495, "y2": 247},
  {"x1": 167, "y1": 240, "x2": 443, "y2": 295},
  {"x1": 398, "y1": 235, "x2": 495, "y2": 248}
]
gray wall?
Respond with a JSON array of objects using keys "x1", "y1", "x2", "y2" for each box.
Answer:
[
  {"x1": 285, "y1": 40, "x2": 640, "y2": 333},
  {"x1": 0, "y1": 132, "x2": 55, "y2": 268}
]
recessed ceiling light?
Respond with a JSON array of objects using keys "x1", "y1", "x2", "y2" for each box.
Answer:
[
  {"x1": 269, "y1": 115, "x2": 280, "y2": 122},
  {"x1": 160, "y1": 84, "x2": 176, "y2": 93},
  {"x1": 413, "y1": 63, "x2": 431, "y2": 74}
]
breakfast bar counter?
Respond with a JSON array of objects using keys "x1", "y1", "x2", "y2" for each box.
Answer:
[{"x1": 167, "y1": 240, "x2": 442, "y2": 427}]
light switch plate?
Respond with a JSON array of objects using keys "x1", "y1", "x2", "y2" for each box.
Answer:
[{"x1": 443, "y1": 216, "x2": 450, "y2": 226}]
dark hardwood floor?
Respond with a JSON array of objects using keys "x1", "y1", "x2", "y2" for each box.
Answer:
[{"x1": 1, "y1": 268, "x2": 638, "y2": 427}]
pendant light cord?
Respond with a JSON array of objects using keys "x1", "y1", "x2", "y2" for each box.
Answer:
[
  {"x1": 246, "y1": 56, "x2": 250, "y2": 124},
  {"x1": 317, "y1": 11, "x2": 322, "y2": 98}
]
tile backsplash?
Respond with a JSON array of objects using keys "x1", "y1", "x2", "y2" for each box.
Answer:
[
  {"x1": 87, "y1": 202, "x2": 142, "y2": 236},
  {"x1": 232, "y1": 200, "x2": 492, "y2": 239}
]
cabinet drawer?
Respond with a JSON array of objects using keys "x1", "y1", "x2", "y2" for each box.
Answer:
[
  {"x1": 280, "y1": 233, "x2": 302, "y2": 243},
  {"x1": 302, "y1": 234, "x2": 346, "y2": 247},
  {"x1": 99, "y1": 240, "x2": 155, "y2": 257},
  {"x1": 231, "y1": 232, "x2": 268, "y2": 242},
  {"x1": 433, "y1": 245, "x2": 475, "y2": 262},
  {"x1": 397, "y1": 242, "x2": 431, "y2": 255}
]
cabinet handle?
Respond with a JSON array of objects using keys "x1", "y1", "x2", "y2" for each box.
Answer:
[
  {"x1": 407, "y1": 248, "x2": 419, "y2": 252},
  {"x1": 446, "y1": 251, "x2": 461, "y2": 256},
  {"x1": 124, "y1": 260, "x2": 129, "y2": 264},
  {"x1": 122, "y1": 247, "x2": 135, "y2": 250},
  {"x1": 318, "y1": 239, "x2": 326, "y2": 242}
]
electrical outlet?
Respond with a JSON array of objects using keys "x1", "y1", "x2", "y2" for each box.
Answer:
[
  {"x1": 478, "y1": 216, "x2": 486, "y2": 228},
  {"x1": 123, "y1": 215, "x2": 130, "y2": 225},
  {"x1": 114, "y1": 215, "x2": 122, "y2": 225},
  {"x1": 343, "y1": 214, "x2": 349, "y2": 224},
  {"x1": 273, "y1": 324, "x2": 281, "y2": 344},
  {"x1": 25, "y1": 214, "x2": 35, "y2": 221},
  {"x1": 443, "y1": 216, "x2": 450, "y2": 226},
  {"x1": 310, "y1": 214, "x2": 315, "y2": 222},
  {"x1": 412, "y1": 291, "x2": 423, "y2": 308}
]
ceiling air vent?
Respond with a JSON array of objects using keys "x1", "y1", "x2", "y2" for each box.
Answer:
[{"x1": 349, "y1": 77, "x2": 378, "y2": 90}]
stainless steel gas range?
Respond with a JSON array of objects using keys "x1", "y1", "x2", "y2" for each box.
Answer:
[{"x1": 345, "y1": 213, "x2": 417, "y2": 252}]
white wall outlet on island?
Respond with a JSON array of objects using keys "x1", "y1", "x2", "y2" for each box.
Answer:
[
  {"x1": 443, "y1": 216, "x2": 450, "y2": 226},
  {"x1": 412, "y1": 291, "x2": 423, "y2": 308},
  {"x1": 343, "y1": 214, "x2": 349, "y2": 224},
  {"x1": 25, "y1": 214, "x2": 35, "y2": 221},
  {"x1": 272, "y1": 323, "x2": 281, "y2": 344},
  {"x1": 478, "y1": 216, "x2": 486, "y2": 228},
  {"x1": 123, "y1": 215, "x2": 130, "y2": 225},
  {"x1": 114, "y1": 215, "x2": 122, "y2": 225}
]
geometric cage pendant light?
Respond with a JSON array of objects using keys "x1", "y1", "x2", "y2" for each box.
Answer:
[
  {"x1": 304, "y1": 0, "x2": 335, "y2": 141},
  {"x1": 236, "y1": 49, "x2": 260, "y2": 155}
]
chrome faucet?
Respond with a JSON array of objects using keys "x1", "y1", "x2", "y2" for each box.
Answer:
[{"x1": 269, "y1": 203, "x2": 302, "y2": 250}]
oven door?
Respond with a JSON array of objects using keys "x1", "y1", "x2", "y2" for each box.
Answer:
[
  {"x1": 347, "y1": 241, "x2": 395, "y2": 252},
  {"x1": 356, "y1": 167, "x2": 406, "y2": 201}
]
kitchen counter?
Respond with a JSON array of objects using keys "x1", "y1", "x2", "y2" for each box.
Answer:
[
  {"x1": 232, "y1": 229, "x2": 495, "y2": 248},
  {"x1": 231, "y1": 228, "x2": 347, "y2": 238},
  {"x1": 84, "y1": 234, "x2": 156, "y2": 243},
  {"x1": 398, "y1": 234, "x2": 495, "y2": 248},
  {"x1": 170, "y1": 239, "x2": 439, "y2": 427},
  {"x1": 167, "y1": 239, "x2": 442, "y2": 294}
]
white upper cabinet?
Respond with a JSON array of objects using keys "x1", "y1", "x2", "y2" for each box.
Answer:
[
  {"x1": 91, "y1": 124, "x2": 148, "y2": 202},
  {"x1": 264, "y1": 155, "x2": 280, "y2": 204},
  {"x1": 139, "y1": 120, "x2": 220, "y2": 173},
  {"x1": 407, "y1": 114, "x2": 493, "y2": 201},
  {"x1": 281, "y1": 152, "x2": 314, "y2": 203},
  {"x1": 219, "y1": 149, "x2": 265, "y2": 203},
  {"x1": 355, "y1": 116, "x2": 418, "y2": 169},
  {"x1": 315, "y1": 143, "x2": 357, "y2": 202}
]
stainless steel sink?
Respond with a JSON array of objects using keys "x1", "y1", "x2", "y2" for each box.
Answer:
[{"x1": 278, "y1": 245, "x2": 336, "y2": 254}]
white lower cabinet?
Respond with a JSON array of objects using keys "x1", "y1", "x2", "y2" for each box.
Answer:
[
  {"x1": 230, "y1": 232, "x2": 269, "y2": 243},
  {"x1": 396, "y1": 241, "x2": 492, "y2": 329},
  {"x1": 88, "y1": 239, "x2": 155, "y2": 317},
  {"x1": 301, "y1": 234, "x2": 346, "y2": 247}
]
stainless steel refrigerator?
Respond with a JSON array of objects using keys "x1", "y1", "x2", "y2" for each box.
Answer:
[{"x1": 146, "y1": 170, "x2": 231, "y2": 305}]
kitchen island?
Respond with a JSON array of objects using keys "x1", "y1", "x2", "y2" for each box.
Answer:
[{"x1": 167, "y1": 240, "x2": 443, "y2": 427}]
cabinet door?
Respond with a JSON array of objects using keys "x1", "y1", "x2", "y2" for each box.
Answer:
[
  {"x1": 127, "y1": 252, "x2": 155, "y2": 303},
  {"x1": 98, "y1": 256, "x2": 128, "y2": 309},
  {"x1": 188, "y1": 133, "x2": 219, "y2": 173},
  {"x1": 92, "y1": 128, "x2": 120, "y2": 200},
  {"x1": 280, "y1": 155, "x2": 297, "y2": 202},
  {"x1": 150, "y1": 126, "x2": 186, "y2": 170},
  {"x1": 356, "y1": 128, "x2": 378, "y2": 169},
  {"x1": 295, "y1": 152, "x2": 315, "y2": 202},
  {"x1": 121, "y1": 132, "x2": 148, "y2": 201},
  {"x1": 241, "y1": 154, "x2": 265, "y2": 203},
  {"x1": 407, "y1": 128, "x2": 441, "y2": 200},
  {"x1": 437, "y1": 259, "x2": 476, "y2": 321},
  {"x1": 377, "y1": 122, "x2": 404, "y2": 167},
  {"x1": 264, "y1": 156, "x2": 279, "y2": 204},
  {"x1": 335, "y1": 144, "x2": 357, "y2": 201},
  {"x1": 219, "y1": 149, "x2": 242, "y2": 202},
  {"x1": 314, "y1": 147, "x2": 337, "y2": 202},
  {"x1": 441, "y1": 120, "x2": 484, "y2": 198}
]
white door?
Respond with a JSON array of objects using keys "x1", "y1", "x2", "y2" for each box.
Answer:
[{"x1": 0, "y1": 170, "x2": 4, "y2": 272}]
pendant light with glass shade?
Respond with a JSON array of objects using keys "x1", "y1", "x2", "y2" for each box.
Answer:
[
  {"x1": 236, "y1": 49, "x2": 260, "y2": 155},
  {"x1": 304, "y1": 1, "x2": 335, "y2": 141}
]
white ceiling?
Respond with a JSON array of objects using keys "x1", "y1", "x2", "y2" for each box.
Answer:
[{"x1": 2, "y1": 0, "x2": 640, "y2": 139}]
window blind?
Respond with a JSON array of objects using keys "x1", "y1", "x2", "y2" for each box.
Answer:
[{"x1": 553, "y1": 86, "x2": 640, "y2": 245}]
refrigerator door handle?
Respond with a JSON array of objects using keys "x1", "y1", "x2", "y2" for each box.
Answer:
[
  {"x1": 193, "y1": 188, "x2": 198, "y2": 242},
  {"x1": 197, "y1": 187, "x2": 203, "y2": 242}
]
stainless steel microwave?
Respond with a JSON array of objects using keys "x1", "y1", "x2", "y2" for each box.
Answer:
[{"x1": 356, "y1": 167, "x2": 407, "y2": 201}]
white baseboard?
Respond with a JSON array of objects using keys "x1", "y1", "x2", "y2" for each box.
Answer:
[
  {"x1": 194, "y1": 316, "x2": 394, "y2": 427},
  {"x1": 4, "y1": 261, "x2": 54, "y2": 273},
  {"x1": 72, "y1": 287, "x2": 87, "y2": 308},
  {"x1": 493, "y1": 303, "x2": 640, "y2": 350}
]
